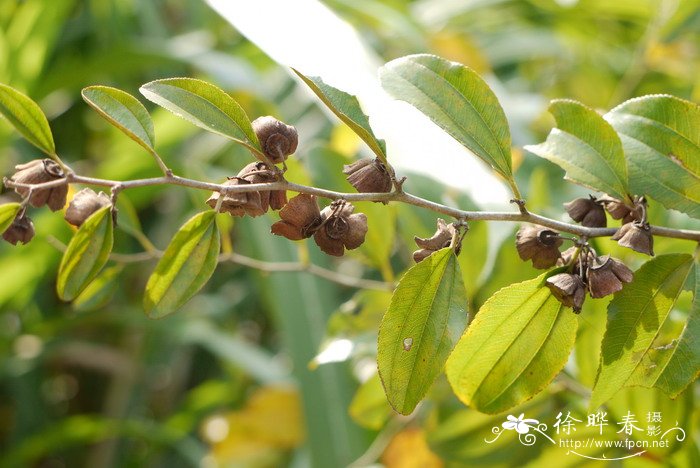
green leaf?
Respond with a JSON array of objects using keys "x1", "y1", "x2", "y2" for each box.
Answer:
[
  {"x1": 378, "y1": 248, "x2": 468, "y2": 415},
  {"x1": 0, "y1": 203, "x2": 21, "y2": 234},
  {"x1": 446, "y1": 273, "x2": 577, "y2": 414},
  {"x1": 348, "y1": 374, "x2": 392, "y2": 430},
  {"x1": 56, "y1": 206, "x2": 114, "y2": 301},
  {"x1": 81, "y1": 85, "x2": 156, "y2": 154},
  {"x1": 590, "y1": 254, "x2": 694, "y2": 409},
  {"x1": 379, "y1": 54, "x2": 513, "y2": 180},
  {"x1": 525, "y1": 99, "x2": 629, "y2": 200},
  {"x1": 144, "y1": 210, "x2": 220, "y2": 319},
  {"x1": 0, "y1": 83, "x2": 55, "y2": 155},
  {"x1": 72, "y1": 265, "x2": 122, "y2": 312},
  {"x1": 139, "y1": 78, "x2": 261, "y2": 155},
  {"x1": 293, "y1": 70, "x2": 388, "y2": 164},
  {"x1": 605, "y1": 95, "x2": 700, "y2": 218}
]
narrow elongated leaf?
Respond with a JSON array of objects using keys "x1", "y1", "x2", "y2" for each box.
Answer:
[
  {"x1": 605, "y1": 95, "x2": 700, "y2": 218},
  {"x1": 0, "y1": 83, "x2": 55, "y2": 155},
  {"x1": 57, "y1": 206, "x2": 114, "y2": 301},
  {"x1": 72, "y1": 265, "x2": 122, "y2": 312},
  {"x1": 525, "y1": 99, "x2": 629, "y2": 200},
  {"x1": 139, "y1": 78, "x2": 261, "y2": 154},
  {"x1": 293, "y1": 70, "x2": 388, "y2": 164},
  {"x1": 0, "y1": 203, "x2": 21, "y2": 234},
  {"x1": 446, "y1": 273, "x2": 577, "y2": 414},
  {"x1": 378, "y1": 248, "x2": 468, "y2": 415},
  {"x1": 379, "y1": 54, "x2": 512, "y2": 180},
  {"x1": 144, "y1": 210, "x2": 220, "y2": 318},
  {"x1": 81, "y1": 86, "x2": 156, "y2": 153},
  {"x1": 590, "y1": 254, "x2": 694, "y2": 408}
]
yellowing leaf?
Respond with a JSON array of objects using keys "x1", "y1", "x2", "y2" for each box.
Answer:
[
  {"x1": 382, "y1": 428, "x2": 443, "y2": 468},
  {"x1": 210, "y1": 386, "x2": 304, "y2": 466}
]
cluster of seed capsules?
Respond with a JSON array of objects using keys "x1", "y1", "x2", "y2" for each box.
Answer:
[
  {"x1": 516, "y1": 195, "x2": 653, "y2": 313},
  {"x1": 2, "y1": 116, "x2": 400, "y2": 259}
]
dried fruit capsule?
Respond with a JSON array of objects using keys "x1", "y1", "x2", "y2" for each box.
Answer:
[
  {"x1": 206, "y1": 177, "x2": 264, "y2": 217},
  {"x1": 65, "y1": 188, "x2": 111, "y2": 227},
  {"x1": 413, "y1": 218, "x2": 460, "y2": 263},
  {"x1": 612, "y1": 221, "x2": 654, "y2": 256},
  {"x1": 343, "y1": 158, "x2": 392, "y2": 194},
  {"x1": 587, "y1": 255, "x2": 633, "y2": 298},
  {"x1": 238, "y1": 161, "x2": 287, "y2": 211},
  {"x1": 10, "y1": 159, "x2": 68, "y2": 211},
  {"x1": 515, "y1": 225, "x2": 563, "y2": 269},
  {"x1": 546, "y1": 273, "x2": 586, "y2": 313},
  {"x1": 313, "y1": 200, "x2": 368, "y2": 256},
  {"x1": 564, "y1": 196, "x2": 606, "y2": 228},
  {"x1": 2, "y1": 215, "x2": 34, "y2": 245},
  {"x1": 252, "y1": 116, "x2": 298, "y2": 164},
  {"x1": 271, "y1": 193, "x2": 322, "y2": 240}
]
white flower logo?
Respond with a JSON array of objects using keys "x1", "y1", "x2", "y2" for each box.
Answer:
[{"x1": 502, "y1": 414, "x2": 539, "y2": 434}]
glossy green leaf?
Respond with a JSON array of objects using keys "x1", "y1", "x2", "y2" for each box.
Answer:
[
  {"x1": 0, "y1": 203, "x2": 21, "y2": 234},
  {"x1": 379, "y1": 54, "x2": 512, "y2": 180},
  {"x1": 590, "y1": 254, "x2": 694, "y2": 408},
  {"x1": 81, "y1": 85, "x2": 156, "y2": 154},
  {"x1": 525, "y1": 99, "x2": 629, "y2": 200},
  {"x1": 139, "y1": 78, "x2": 261, "y2": 155},
  {"x1": 0, "y1": 83, "x2": 55, "y2": 155},
  {"x1": 446, "y1": 273, "x2": 577, "y2": 414},
  {"x1": 605, "y1": 95, "x2": 700, "y2": 218},
  {"x1": 144, "y1": 210, "x2": 220, "y2": 319},
  {"x1": 56, "y1": 206, "x2": 114, "y2": 301},
  {"x1": 378, "y1": 248, "x2": 468, "y2": 415},
  {"x1": 293, "y1": 70, "x2": 388, "y2": 164}
]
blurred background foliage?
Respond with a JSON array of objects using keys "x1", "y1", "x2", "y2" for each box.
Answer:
[{"x1": 0, "y1": 0, "x2": 698, "y2": 466}]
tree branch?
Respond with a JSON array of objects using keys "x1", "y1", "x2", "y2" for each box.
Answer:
[{"x1": 7, "y1": 170, "x2": 700, "y2": 242}]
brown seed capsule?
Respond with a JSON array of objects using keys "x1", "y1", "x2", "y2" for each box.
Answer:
[
  {"x1": 206, "y1": 177, "x2": 264, "y2": 217},
  {"x1": 271, "y1": 193, "x2": 322, "y2": 240},
  {"x1": 612, "y1": 221, "x2": 654, "y2": 256},
  {"x1": 564, "y1": 196, "x2": 607, "y2": 228},
  {"x1": 64, "y1": 188, "x2": 112, "y2": 227},
  {"x1": 556, "y1": 246, "x2": 595, "y2": 268},
  {"x1": 599, "y1": 195, "x2": 643, "y2": 224},
  {"x1": 546, "y1": 273, "x2": 586, "y2": 313},
  {"x1": 10, "y1": 159, "x2": 68, "y2": 211},
  {"x1": 587, "y1": 255, "x2": 633, "y2": 298},
  {"x1": 252, "y1": 116, "x2": 298, "y2": 164},
  {"x1": 343, "y1": 158, "x2": 392, "y2": 194},
  {"x1": 413, "y1": 218, "x2": 460, "y2": 263},
  {"x1": 237, "y1": 161, "x2": 287, "y2": 211},
  {"x1": 3, "y1": 215, "x2": 35, "y2": 245},
  {"x1": 515, "y1": 225, "x2": 563, "y2": 269},
  {"x1": 313, "y1": 200, "x2": 368, "y2": 256}
]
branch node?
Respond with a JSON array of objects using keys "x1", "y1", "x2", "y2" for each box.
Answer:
[{"x1": 510, "y1": 198, "x2": 529, "y2": 215}]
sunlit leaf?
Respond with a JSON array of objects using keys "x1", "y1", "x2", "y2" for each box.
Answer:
[
  {"x1": 590, "y1": 254, "x2": 695, "y2": 408},
  {"x1": 139, "y1": 78, "x2": 261, "y2": 155},
  {"x1": 81, "y1": 85, "x2": 157, "y2": 154},
  {"x1": 605, "y1": 95, "x2": 700, "y2": 218},
  {"x1": 380, "y1": 54, "x2": 513, "y2": 181},
  {"x1": 382, "y1": 428, "x2": 442, "y2": 468},
  {"x1": 0, "y1": 203, "x2": 21, "y2": 234},
  {"x1": 0, "y1": 83, "x2": 55, "y2": 155},
  {"x1": 525, "y1": 99, "x2": 629, "y2": 200},
  {"x1": 446, "y1": 273, "x2": 577, "y2": 414},
  {"x1": 378, "y1": 248, "x2": 468, "y2": 415},
  {"x1": 144, "y1": 210, "x2": 220, "y2": 318},
  {"x1": 293, "y1": 70, "x2": 388, "y2": 164},
  {"x1": 56, "y1": 206, "x2": 114, "y2": 301}
]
